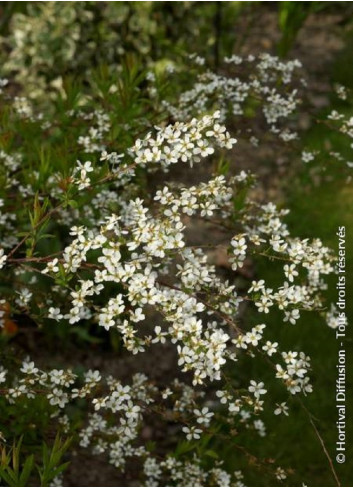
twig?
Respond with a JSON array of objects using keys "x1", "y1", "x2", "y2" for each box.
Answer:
[{"x1": 300, "y1": 399, "x2": 341, "y2": 487}]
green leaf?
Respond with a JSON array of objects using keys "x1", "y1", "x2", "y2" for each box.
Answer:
[
  {"x1": 19, "y1": 455, "x2": 34, "y2": 486},
  {"x1": 205, "y1": 449, "x2": 219, "y2": 459}
]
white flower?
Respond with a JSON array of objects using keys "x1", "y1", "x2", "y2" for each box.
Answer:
[
  {"x1": 162, "y1": 388, "x2": 172, "y2": 399},
  {"x1": 182, "y1": 426, "x2": 202, "y2": 440},
  {"x1": 194, "y1": 407, "x2": 214, "y2": 426},
  {"x1": 0, "y1": 249, "x2": 7, "y2": 269},
  {"x1": 248, "y1": 380, "x2": 267, "y2": 399},
  {"x1": 245, "y1": 330, "x2": 262, "y2": 346},
  {"x1": 0, "y1": 368, "x2": 7, "y2": 383},
  {"x1": 301, "y1": 151, "x2": 315, "y2": 163},
  {"x1": 275, "y1": 364, "x2": 289, "y2": 380},
  {"x1": 248, "y1": 280, "x2": 265, "y2": 293},
  {"x1": 228, "y1": 400, "x2": 242, "y2": 413},
  {"x1": 20, "y1": 361, "x2": 38, "y2": 375},
  {"x1": 275, "y1": 467, "x2": 287, "y2": 480},
  {"x1": 231, "y1": 235, "x2": 247, "y2": 256},
  {"x1": 216, "y1": 390, "x2": 232, "y2": 404},
  {"x1": 76, "y1": 160, "x2": 94, "y2": 172},
  {"x1": 255, "y1": 295, "x2": 273, "y2": 314},
  {"x1": 284, "y1": 309, "x2": 300, "y2": 325},
  {"x1": 262, "y1": 341, "x2": 278, "y2": 356},
  {"x1": 43, "y1": 258, "x2": 59, "y2": 274},
  {"x1": 48, "y1": 307, "x2": 63, "y2": 321},
  {"x1": 284, "y1": 263, "x2": 298, "y2": 282},
  {"x1": 92, "y1": 396, "x2": 109, "y2": 410},
  {"x1": 124, "y1": 402, "x2": 141, "y2": 419},
  {"x1": 8, "y1": 385, "x2": 27, "y2": 398},
  {"x1": 254, "y1": 419, "x2": 266, "y2": 437},
  {"x1": 274, "y1": 402, "x2": 289, "y2": 416},
  {"x1": 152, "y1": 326, "x2": 167, "y2": 344},
  {"x1": 47, "y1": 388, "x2": 68, "y2": 408},
  {"x1": 85, "y1": 370, "x2": 101, "y2": 384}
]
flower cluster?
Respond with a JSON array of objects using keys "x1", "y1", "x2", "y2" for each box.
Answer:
[
  {"x1": 301, "y1": 85, "x2": 353, "y2": 174},
  {"x1": 157, "y1": 53, "x2": 302, "y2": 143},
  {"x1": 1, "y1": 359, "x2": 254, "y2": 484},
  {"x1": 143, "y1": 456, "x2": 245, "y2": 487},
  {"x1": 34, "y1": 115, "x2": 336, "y2": 415}
]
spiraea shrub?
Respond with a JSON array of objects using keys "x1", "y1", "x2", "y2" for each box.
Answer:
[{"x1": 0, "y1": 5, "x2": 352, "y2": 486}]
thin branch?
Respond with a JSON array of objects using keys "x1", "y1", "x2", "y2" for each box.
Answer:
[{"x1": 300, "y1": 399, "x2": 341, "y2": 487}]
